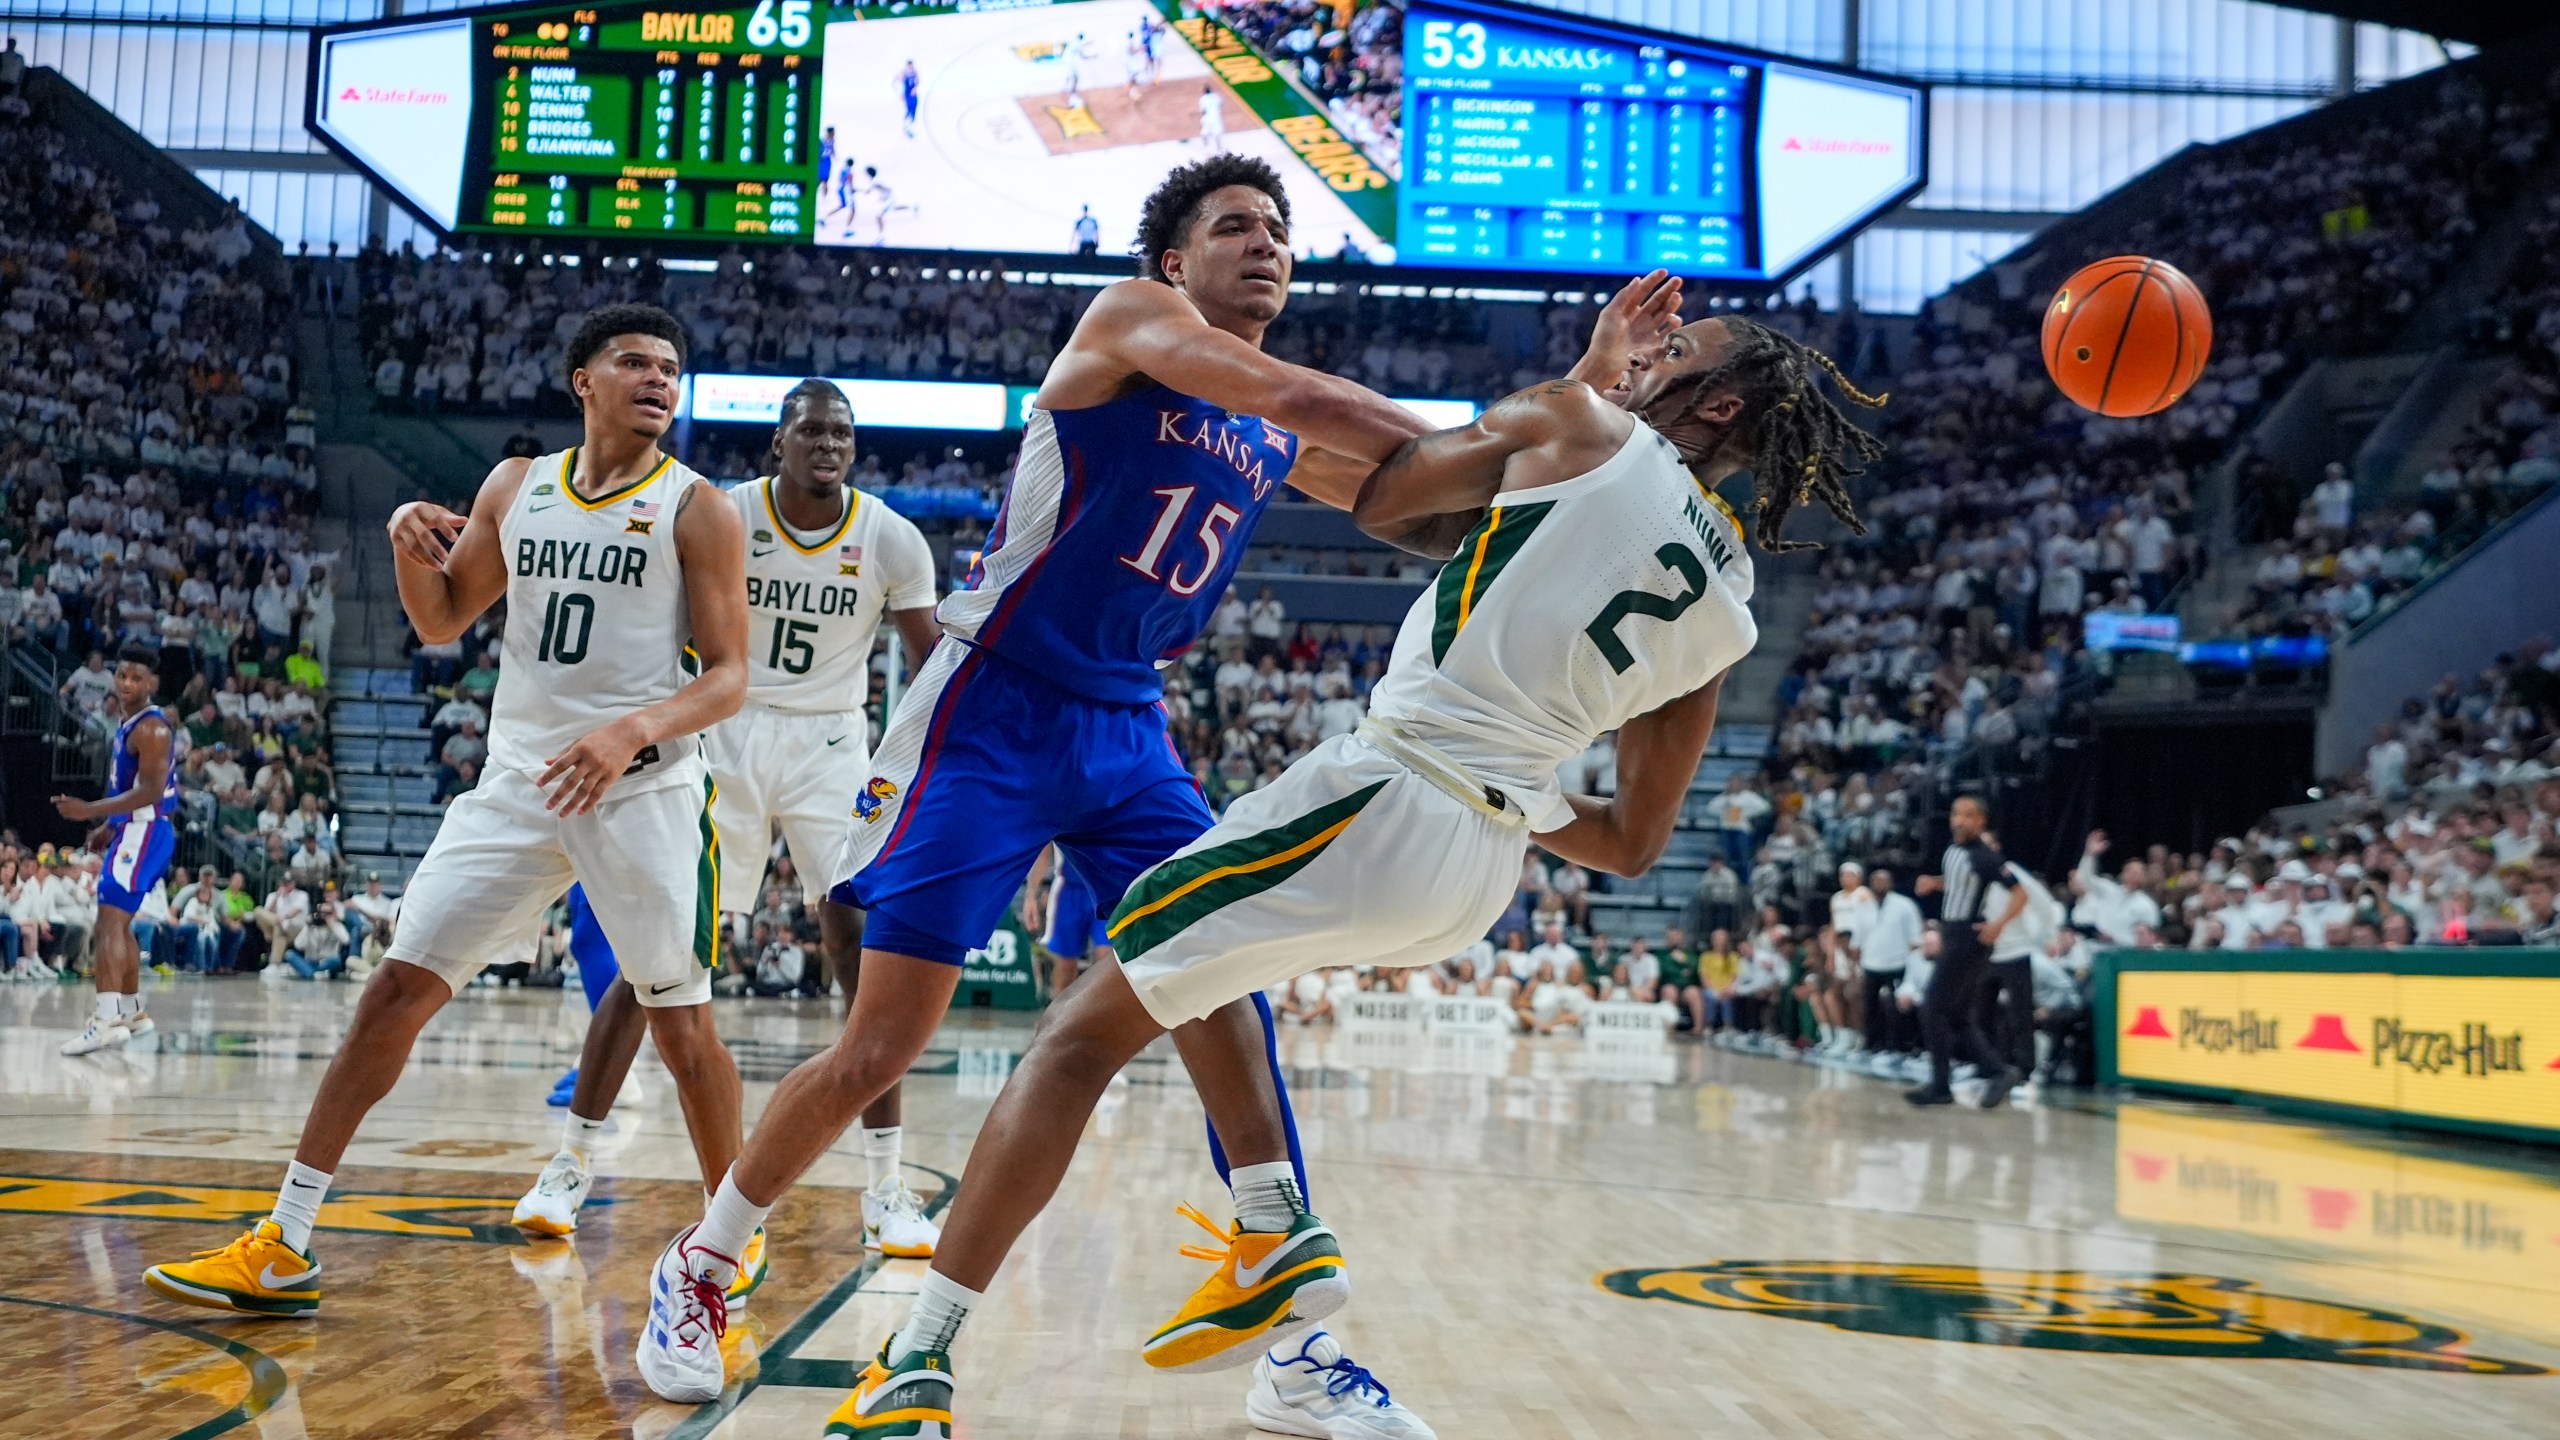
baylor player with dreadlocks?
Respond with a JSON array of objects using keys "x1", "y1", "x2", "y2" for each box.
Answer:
[{"x1": 834, "y1": 272, "x2": 1886, "y2": 1436}]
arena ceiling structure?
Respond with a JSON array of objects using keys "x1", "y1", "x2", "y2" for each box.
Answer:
[
  {"x1": 0, "y1": 0, "x2": 2500, "y2": 311},
  {"x1": 2282, "y1": 1, "x2": 2545, "y2": 46}
]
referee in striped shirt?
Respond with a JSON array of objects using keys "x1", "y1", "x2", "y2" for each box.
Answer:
[{"x1": 1909, "y1": 795, "x2": 2029, "y2": 1109}]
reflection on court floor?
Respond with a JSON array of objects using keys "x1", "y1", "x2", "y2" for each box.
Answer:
[{"x1": 5, "y1": 980, "x2": 2559, "y2": 1440}]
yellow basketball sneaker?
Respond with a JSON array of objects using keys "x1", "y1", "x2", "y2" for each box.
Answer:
[
  {"x1": 824, "y1": 1338, "x2": 955, "y2": 1439},
  {"x1": 1140, "y1": 1202, "x2": 1348, "y2": 1374},
  {"x1": 727, "y1": 1225, "x2": 768, "y2": 1307},
  {"x1": 144, "y1": 1220, "x2": 322, "y2": 1317}
]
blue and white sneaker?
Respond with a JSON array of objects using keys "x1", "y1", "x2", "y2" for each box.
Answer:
[
  {"x1": 546, "y1": 1067, "x2": 579, "y2": 1107},
  {"x1": 634, "y1": 1224, "x2": 734, "y2": 1403},
  {"x1": 1245, "y1": 1331, "x2": 1437, "y2": 1439}
]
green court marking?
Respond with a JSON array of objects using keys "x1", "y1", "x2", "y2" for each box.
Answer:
[{"x1": 0, "y1": 1292, "x2": 291, "y2": 1440}]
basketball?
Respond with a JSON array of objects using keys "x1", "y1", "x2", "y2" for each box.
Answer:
[{"x1": 2040, "y1": 256, "x2": 2213, "y2": 417}]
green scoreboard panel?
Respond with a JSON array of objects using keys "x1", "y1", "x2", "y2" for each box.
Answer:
[{"x1": 316, "y1": 2, "x2": 820, "y2": 241}]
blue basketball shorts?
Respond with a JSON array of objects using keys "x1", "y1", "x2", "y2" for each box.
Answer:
[
  {"x1": 1041, "y1": 869, "x2": 1114, "y2": 959},
  {"x1": 833, "y1": 644, "x2": 1212, "y2": 967},
  {"x1": 98, "y1": 815, "x2": 177, "y2": 914}
]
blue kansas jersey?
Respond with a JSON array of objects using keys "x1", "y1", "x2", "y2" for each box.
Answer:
[
  {"x1": 938, "y1": 383, "x2": 1297, "y2": 702},
  {"x1": 112, "y1": 705, "x2": 181, "y2": 821}
]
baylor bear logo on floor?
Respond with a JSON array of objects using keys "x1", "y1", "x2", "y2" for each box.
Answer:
[{"x1": 1596, "y1": 1262, "x2": 2544, "y2": 1374}]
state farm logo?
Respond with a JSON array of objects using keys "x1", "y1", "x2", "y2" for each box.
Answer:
[
  {"x1": 1779, "y1": 135, "x2": 1896, "y2": 156},
  {"x1": 335, "y1": 85, "x2": 451, "y2": 106},
  {"x1": 2371, "y1": 1019, "x2": 2525, "y2": 1078}
]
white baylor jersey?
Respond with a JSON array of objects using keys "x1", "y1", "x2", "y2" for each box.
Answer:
[
  {"x1": 734, "y1": 477, "x2": 937, "y2": 713},
  {"x1": 488, "y1": 448, "x2": 704, "y2": 793},
  {"x1": 1367, "y1": 416, "x2": 1758, "y2": 831}
]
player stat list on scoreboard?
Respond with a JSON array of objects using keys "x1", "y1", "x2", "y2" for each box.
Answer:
[
  {"x1": 475, "y1": 5, "x2": 817, "y2": 236},
  {"x1": 1402, "y1": 3, "x2": 1755, "y2": 274}
]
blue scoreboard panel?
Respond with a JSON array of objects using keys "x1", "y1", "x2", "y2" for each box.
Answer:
[{"x1": 1399, "y1": 0, "x2": 1925, "y2": 282}]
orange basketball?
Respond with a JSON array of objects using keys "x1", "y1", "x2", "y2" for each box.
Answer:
[{"x1": 2040, "y1": 256, "x2": 2212, "y2": 417}]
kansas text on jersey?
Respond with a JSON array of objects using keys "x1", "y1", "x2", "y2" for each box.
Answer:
[{"x1": 938, "y1": 383, "x2": 1297, "y2": 702}]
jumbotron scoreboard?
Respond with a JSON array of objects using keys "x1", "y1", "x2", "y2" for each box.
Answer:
[
  {"x1": 312, "y1": 0, "x2": 1925, "y2": 284},
  {"x1": 317, "y1": 2, "x2": 821, "y2": 238}
]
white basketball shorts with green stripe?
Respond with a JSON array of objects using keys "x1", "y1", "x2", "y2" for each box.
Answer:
[{"x1": 1112, "y1": 730, "x2": 1529, "y2": 1028}]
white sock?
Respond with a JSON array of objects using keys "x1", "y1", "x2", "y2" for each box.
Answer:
[
  {"x1": 863, "y1": 1126, "x2": 902, "y2": 1190},
  {"x1": 1229, "y1": 1161, "x2": 1305, "y2": 1233},
  {"x1": 559, "y1": 1112, "x2": 607, "y2": 1168},
  {"x1": 271, "y1": 1161, "x2": 331, "y2": 1252},
  {"x1": 94, "y1": 992, "x2": 120, "y2": 1023},
  {"x1": 696, "y1": 1168, "x2": 771, "y2": 1266},
  {"x1": 118, "y1": 992, "x2": 146, "y2": 1018},
  {"x1": 890, "y1": 1268, "x2": 982, "y2": 1362}
]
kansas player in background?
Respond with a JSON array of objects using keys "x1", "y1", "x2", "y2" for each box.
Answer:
[
  {"x1": 635, "y1": 157, "x2": 1440, "y2": 1434},
  {"x1": 1022, "y1": 843, "x2": 1111, "y2": 994},
  {"x1": 56, "y1": 641, "x2": 176, "y2": 1056}
]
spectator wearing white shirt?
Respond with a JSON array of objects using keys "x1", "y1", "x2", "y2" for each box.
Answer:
[
  {"x1": 1526, "y1": 922, "x2": 1580, "y2": 985},
  {"x1": 2070, "y1": 831, "x2": 2162, "y2": 945},
  {"x1": 174, "y1": 874, "x2": 231, "y2": 973},
  {"x1": 1715, "y1": 774, "x2": 1771, "y2": 868},
  {"x1": 251, "y1": 875, "x2": 312, "y2": 977},
  {"x1": 1858, "y1": 868, "x2": 1925, "y2": 1055}
]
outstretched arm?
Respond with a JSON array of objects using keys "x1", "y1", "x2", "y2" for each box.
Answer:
[
  {"x1": 1352, "y1": 380, "x2": 1628, "y2": 559},
  {"x1": 1567, "y1": 270, "x2": 1685, "y2": 396},
  {"x1": 1042, "y1": 281, "x2": 1429, "y2": 463},
  {"x1": 1535, "y1": 674, "x2": 1726, "y2": 877},
  {"x1": 55, "y1": 714, "x2": 172, "y2": 821}
]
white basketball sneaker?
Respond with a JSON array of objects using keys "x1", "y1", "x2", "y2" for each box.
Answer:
[
  {"x1": 634, "y1": 1225, "x2": 735, "y2": 1403},
  {"x1": 61, "y1": 1017, "x2": 130, "y2": 1056},
  {"x1": 512, "y1": 1153, "x2": 593, "y2": 1237},
  {"x1": 1245, "y1": 1332, "x2": 1437, "y2": 1439},
  {"x1": 126, "y1": 1011, "x2": 157, "y2": 1042},
  {"x1": 862, "y1": 1175, "x2": 940, "y2": 1258}
]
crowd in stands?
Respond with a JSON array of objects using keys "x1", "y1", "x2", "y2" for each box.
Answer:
[
  {"x1": 2226, "y1": 179, "x2": 2560, "y2": 643},
  {"x1": 1743, "y1": 59, "x2": 2560, "y2": 889},
  {"x1": 1215, "y1": 0, "x2": 1404, "y2": 173},
  {"x1": 0, "y1": 89, "x2": 361, "y2": 993}
]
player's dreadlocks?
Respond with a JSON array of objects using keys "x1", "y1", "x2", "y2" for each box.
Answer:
[
  {"x1": 1651, "y1": 316, "x2": 1887, "y2": 554},
  {"x1": 1133, "y1": 155, "x2": 1292, "y2": 282}
]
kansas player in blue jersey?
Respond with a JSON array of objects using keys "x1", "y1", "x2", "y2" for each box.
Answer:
[
  {"x1": 57, "y1": 642, "x2": 177, "y2": 1056},
  {"x1": 1023, "y1": 844, "x2": 1111, "y2": 994},
  {"x1": 638, "y1": 157, "x2": 1441, "y2": 1433}
]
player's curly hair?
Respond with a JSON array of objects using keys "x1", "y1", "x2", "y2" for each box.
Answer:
[
  {"x1": 563, "y1": 303, "x2": 689, "y2": 390},
  {"x1": 1651, "y1": 316, "x2": 1887, "y2": 554},
  {"x1": 1133, "y1": 155, "x2": 1292, "y2": 283}
]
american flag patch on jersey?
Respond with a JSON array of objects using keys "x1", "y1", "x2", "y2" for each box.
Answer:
[
  {"x1": 630, "y1": 499, "x2": 660, "y2": 519},
  {"x1": 838, "y1": 541, "x2": 862, "y2": 576}
]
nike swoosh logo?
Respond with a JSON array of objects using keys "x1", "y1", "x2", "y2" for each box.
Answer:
[
  {"x1": 1233, "y1": 1223, "x2": 1333, "y2": 1289},
  {"x1": 825, "y1": 736, "x2": 847, "y2": 747},
  {"x1": 257, "y1": 1262, "x2": 319, "y2": 1289},
  {"x1": 529, "y1": 503, "x2": 559, "y2": 512},
  {"x1": 750, "y1": 547, "x2": 777, "y2": 557},
  {"x1": 648, "y1": 980, "x2": 687, "y2": 995}
]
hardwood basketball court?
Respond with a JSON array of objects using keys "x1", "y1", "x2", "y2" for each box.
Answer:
[{"x1": 7, "y1": 980, "x2": 2557, "y2": 1439}]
